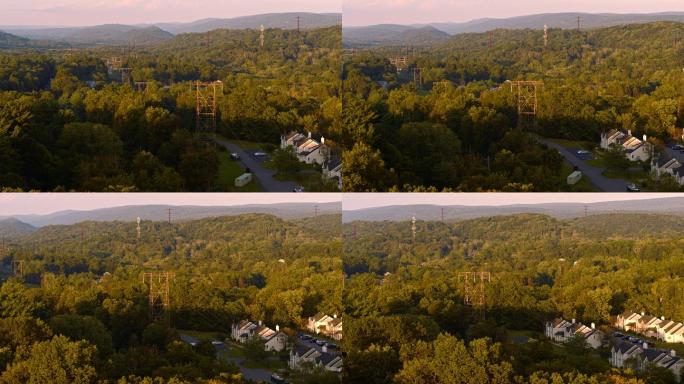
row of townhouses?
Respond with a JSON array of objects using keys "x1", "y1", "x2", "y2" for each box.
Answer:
[
  {"x1": 651, "y1": 152, "x2": 684, "y2": 185},
  {"x1": 231, "y1": 320, "x2": 288, "y2": 352},
  {"x1": 232, "y1": 318, "x2": 344, "y2": 374},
  {"x1": 280, "y1": 132, "x2": 342, "y2": 190},
  {"x1": 610, "y1": 336, "x2": 683, "y2": 381},
  {"x1": 289, "y1": 344, "x2": 343, "y2": 373},
  {"x1": 544, "y1": 318, "x2": 604, "y2": 349},
  {"x1": 306, "y1": 312, "x2": 342, "y2": 341},
  {"x1": 600, "y1": 129, "x2": 652, "y2": 162},
  {"x1": 616, "y1": 311, "x2": 684, "y2": 344}
]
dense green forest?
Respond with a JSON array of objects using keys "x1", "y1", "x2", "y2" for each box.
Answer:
[
  {"x1": 0, "y1": 26, "x2": 341, "y2": 191},
  {"x1": 0, "y1": 213, "x2": 341, "y2": 383},
  {"x1": 342, "y1": 22, "x2": 684, "y2": 191},
  {"x1": 342, "y1": 213, "x2": 684, "y2": 383}
]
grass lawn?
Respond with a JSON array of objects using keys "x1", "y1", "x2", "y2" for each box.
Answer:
[
  {"x1": 602, "y1": 169, "x2": 648, "y2": 183},
  {"x1": 214, "y1": 152, "x2": 262, "y2": 192},
  {"x1": 242, "y1": 356, "x2": 288, "y2": 370},
  {"x1": 548, "y1": 138, "x2": 596, "y2": 150},
  {"x1": 177, "y1": 329, "x2": 225, "y2": 341}
]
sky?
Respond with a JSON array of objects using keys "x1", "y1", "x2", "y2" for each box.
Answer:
[
  {"x1": 342, "y1": 193, "x2": 684, "y2": 210},
  {"x1": 0, "y1": 193, "x2": 342, "y2": 216},
  {"x1": 343, "y1": 0, "x2": 684, "y2": 26},
  {"x1": 0, "y1": 0, "x2": 341, "y2": 26}
]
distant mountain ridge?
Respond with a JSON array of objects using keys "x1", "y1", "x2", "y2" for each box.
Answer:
[
  {"x1": 343, "y1": 11, "x2": 684, "y2": 47},
  {"x1": 155, "y1": 12, "x2": 341, "y2": 34},
  {"x1": 2, "y1": 12, "x2": 341, "y2": 46},
  {"x1": 1, "y1": 203, "x2": 341, "y2": 227},
  {"x1": 0, "y1": 30, "x2": 30, "y2": 47},
  {"x1": 0, "y1": 218, "x2": 36, "y2": 238},
  {"x1": 343, "y1": 197, "x2": 684, "y2": 222}
]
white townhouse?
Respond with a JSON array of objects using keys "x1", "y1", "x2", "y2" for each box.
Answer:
[
  {"x1": 231, "y1": 320, "x2": 288, "y2": 352},
  {"x1": 289, "y1": 344, "x2": 343, "y2": 373},
  {"x1": 600, "y1": 129, "x2": 652, "y2": 162},
  {"x1": 545, "y1": 318, "x2": 603, "y2": 349},
  {"x1": 651, "y1": 153, "x2": 684, "y2": 185}
]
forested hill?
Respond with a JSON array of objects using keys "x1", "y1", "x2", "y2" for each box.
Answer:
[
  {"x1": 0, "y1": 31, "x2": 29, "y2": 48},
  {"x1": 343, "y1": 213, "x2": 684, "y2": 274},
  {"x1": 0, "y1": 214, "x2": 341, "y2": 382},
  {"x1": 0, "y1": 26, "x2": 341, "y2": 191},
  {"x1": 0, "y1": 218, "x2": 35, "y2": 238},
  {"x1": 342, "y1": 215, "x2": 684, "y2": 384},
  {"x1": 341, "y1": 21, "x2": 684, "y2": 191}
]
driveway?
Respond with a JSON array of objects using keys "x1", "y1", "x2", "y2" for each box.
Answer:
[
  {"x1": 214, "y1": 138, "x2": 298, "y2": 192},
  {"x1": 213, "y1": 342, "x2": 274, "y2": 383},
  {"x1": 179, "y1": 334, "x2": 275, "y2": 383},
  {"x1": 537, "y1": 137, "x2": 631, "y2": 192}
]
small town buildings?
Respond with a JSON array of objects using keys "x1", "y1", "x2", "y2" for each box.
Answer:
[
  {"x1": 610, "y1": 340, "x2": 644, "y2": 368},
  {"x1": 600, "y1": 129, "x2": 652, "y2": 162},
  {"x1": 610, "y1": 337, "x2": 683, "y2": 382},
  {"x1": 616, "y1": 311, "x2": 684, "y2": 344},
  {"x1": 280, "y1": 131, "x2": 342, "y2": 190},
  {"x1": 544, "y1": 318, "x2": 603, "y2": 349},
  {"x1": 651, "y1": 153, "x2": 684, "y2": 185},
  {"x1": 231, "y1": 320, "x2": 288, "y2": 352},
  {"x1": 289, "y1": 345, "x2": 343, "y2": 373},
  {"x1": 307, "y1": 313, "x2": 342, "y2": 341}
]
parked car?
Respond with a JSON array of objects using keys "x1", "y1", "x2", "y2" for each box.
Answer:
[
  {"x1": 254, "y1": 152, "x2": 267, "y2": 157},
  {"x1": 230, "y1": 153, "x2": 240, "y2": 160},
  {"x1": 315, "y1": 339, "x2": 326, "y2": 346},
  {"x1": 577, "y1": 150, "x2": 590, "y2": 155},
  {"x1": 293, "y1": 185, "x2": 305, "y2": 193},
  {"x1": 626, "y1": 183, "x2": 640, "y2": 192}
]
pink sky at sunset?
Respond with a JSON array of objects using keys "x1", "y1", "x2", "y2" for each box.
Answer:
[
  {"x1": 0, "y1": 193, "x2": 341, "y2": 216},
  {"x1": 0, "y1": 0, "x2": 341, "y2": 26},
  {"x1": 343, "y1": 0, "x2": 684, "y2": 26}
]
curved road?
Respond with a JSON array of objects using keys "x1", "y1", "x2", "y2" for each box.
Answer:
[
  {"x1": 214, "y1": 138, "x2": 298, "y2": 192},
  {"x1": 537, "y1": 137, "x2": 630, "y2": 192}
]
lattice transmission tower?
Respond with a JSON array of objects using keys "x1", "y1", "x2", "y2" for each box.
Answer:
[
  {"x1": 459, "y1": 271, "x2": 491, "y2": 319},
  {"x1": 142, "y1": 272, "x2": 175, "y2": 325},
  {"x1": 509, "y1": 80, "x2": 543, "y2": 129},
  {"x1": 194, "y1": 81, "x2": 223, "y2": 137}
]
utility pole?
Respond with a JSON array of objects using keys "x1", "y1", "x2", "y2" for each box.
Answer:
[
  {"x1": 314, "y1": 205, "x2": 318, "y2": 217},
  {"x1": 166, "y1": 208, "x2": 172, "y2": 224},
  {"x1": 12, "y1": 260, "x2": 24, "y2": 278},
  {"x1": 577, "y1": 16, "x2": 581, "y2": 30},
  {"x1": 413, "y1": 67, "x2": 423, "y2": 89},
  {"x1": 544, "y1": 24, "x2": 548, "y2": 48},
  {"x1": 142, "y1": 272, "x2": 175, "y2": 325},
  {"x1": 441, "y1": 207, "x2": 445, "y2": 222},
  {"x1": 296, "y1": 16, "x2": 301, "y2": 34}
]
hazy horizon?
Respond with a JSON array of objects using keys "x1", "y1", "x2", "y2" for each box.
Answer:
[
  {"x1": 343, "y1": 0, "x2": 684, "y2": 27},
  {"x1": 342, "y1": 193, "x2": 684, "y2": 211},
  {"x1": 0, "y1": 0, "x2": 341, "y2": 27},
  {"x1": 0, "y1": 193, "x2": 341, "y2": 216}
]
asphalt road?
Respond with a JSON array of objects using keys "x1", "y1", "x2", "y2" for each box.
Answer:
[
  {"x1": 213, "y1": 138, "x2": 298, "y2": 192},
  {"x1": 537, "y1": 137, "x2": 631, "y2": 192},
  {"x1": 180, "y1": 333, "x2": 274, "y2": 383}
]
